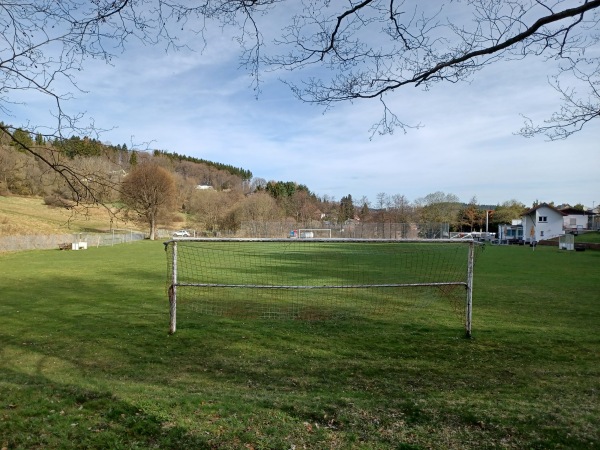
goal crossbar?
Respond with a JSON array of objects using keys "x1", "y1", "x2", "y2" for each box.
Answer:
[
  {"x1": 177, "y1": 282, "x2": 467, "y2": 289},
  {"x1": 165, "y1": 238, "x2": 481, "y2": 337}
]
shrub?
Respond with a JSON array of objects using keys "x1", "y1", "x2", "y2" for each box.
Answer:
[{"x1": 43, "y1": 194, "x2": 75, "y2": 209}]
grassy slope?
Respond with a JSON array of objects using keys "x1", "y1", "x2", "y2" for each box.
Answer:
[
  {"x1": 0, "y1": 196, "x2": 145, "y2": 237},
  {"x1": 575, "y1": 231, "x2": 600, "y2": 244},
  {"x1": 0, "y1": 242, "x2": 599, "y2": 449}
]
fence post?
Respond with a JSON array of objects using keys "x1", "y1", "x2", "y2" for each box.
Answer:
[
  {"x1": 169, "y1": 241, "x2": 178, "y2": 334},
  {"x1": 465, "y1": 240, "x2": 475, "y2": 338}
]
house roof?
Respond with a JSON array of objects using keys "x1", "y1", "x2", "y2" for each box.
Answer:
[
  {"x1": 560, "y1": 207, "x2": 593, "y2": 216},
  {"x1": 521, "y1": 203, "x2": 567, "y2": 217}
]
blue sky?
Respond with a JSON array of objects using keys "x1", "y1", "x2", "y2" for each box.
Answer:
[{"x1": 8, "y1": 3, "x2": 600, "y2": 209}]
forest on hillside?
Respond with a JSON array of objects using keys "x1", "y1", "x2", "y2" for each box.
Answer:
[{"x1": 0, "y1": 126, "x2": 532, "y2": 238}]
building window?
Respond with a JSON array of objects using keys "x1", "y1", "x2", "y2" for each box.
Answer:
[
  {"x1": 539, "y1": 216, "x2": 547, "y2": 222},
  {"x1": 540, "y1": 231, "x2": 544, "y2": 237}
]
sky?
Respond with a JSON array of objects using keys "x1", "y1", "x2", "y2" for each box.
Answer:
[{"x1": 7, "y1": 2, "x2": 600, "y2": 209}]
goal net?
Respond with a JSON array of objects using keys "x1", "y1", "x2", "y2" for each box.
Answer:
[{"x1": 164, "y1": 238, "x2": 482, "y2": 336}]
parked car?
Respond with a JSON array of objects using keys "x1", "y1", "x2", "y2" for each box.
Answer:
[{"x1": 173, "y1": 230, "x2": 190, "y2": 237}]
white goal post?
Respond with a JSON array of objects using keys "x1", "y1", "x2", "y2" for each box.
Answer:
[{"x1": 164, "y1": 238, "x2": 482, "y2": 337}]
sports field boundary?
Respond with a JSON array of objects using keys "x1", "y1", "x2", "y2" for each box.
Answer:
[{"x1": 0, "y1": 230, "x2": 145, "y2": 252}]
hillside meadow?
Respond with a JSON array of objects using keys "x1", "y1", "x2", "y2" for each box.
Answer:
[
  {"x1": 0, "y1": 241, "x2": 599, "y2": 449},
  {"x1": 0, "y1": 196, "x2": 139, "y2": 237}
]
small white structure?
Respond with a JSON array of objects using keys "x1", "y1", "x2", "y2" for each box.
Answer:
[
  {"x1": 559, "y1": 234, "x2": 575, "y2": 251},
  {"x1": 521, "y1": 203, "x2": 566, "y2": 243},
  {"x1": 71, "y1": 241, "x2": 88, "y2": 250}
]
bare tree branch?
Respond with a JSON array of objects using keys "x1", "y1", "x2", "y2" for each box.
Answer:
[
  {"x1": 0, "y1": 123, "x2": 122, "y2": 212},
  {"x1": 520, "y1": 67, "x2": 600, "y2": 139},
  {"x1": 269, "y1": 1, "x2": 600, "y2": 136}
]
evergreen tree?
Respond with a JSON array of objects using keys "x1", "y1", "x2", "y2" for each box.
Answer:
[
  {"x1": 129, "y1": 151, "x2": 138, "y2": 167},
  {"x1": 10, "y1": 129, "x2": 33, "y2": 150},
  {"x1": 338, "y1": 195, "x2": 355, "y2": 223}
]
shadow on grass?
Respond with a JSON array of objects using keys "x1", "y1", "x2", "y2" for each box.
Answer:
[
  {"x1": 1, "y1": 269, "x2": 495, "y2": 447},
  {"x1": 0, "y1": 367, "x2": 211, "y2": 449}
]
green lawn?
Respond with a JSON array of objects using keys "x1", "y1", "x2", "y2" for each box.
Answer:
[
  {"x1": 1, "y1": 242, "x2": 599, "y2": 449},
  {"x1": 576, "y1": 230, "x2": 600, "y2": 243}
]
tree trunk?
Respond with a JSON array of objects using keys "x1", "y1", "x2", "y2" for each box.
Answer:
[{"x1": 149, "y1": 214, "x2": 156, "y2": 240}]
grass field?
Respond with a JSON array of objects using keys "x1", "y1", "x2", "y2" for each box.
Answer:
[
  {"x1": 1, "y1": 241, "x2": 599, "y2": 449},
  {"x1": 575, "y1": 231, "x2": 600, "y2": 244}
]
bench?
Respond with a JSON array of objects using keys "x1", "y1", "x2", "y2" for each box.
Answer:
[{"x1": 58, "y1": 242, "x2": 71, "y2": 250}]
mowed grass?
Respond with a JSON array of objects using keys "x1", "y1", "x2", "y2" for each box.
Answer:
[
  {"x1": 0, "y1": 242, "x2": 599, "y2": 449},
  {"x1": 576, "y1": 231, "x2": 600, "y2": 244}
]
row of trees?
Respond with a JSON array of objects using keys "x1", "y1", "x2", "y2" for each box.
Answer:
[
  {"x1": 118, "y1": 157, "x2": 537, "y2": 239},
  {"x1": 152, "y1": 150, "x2": 252, "y2": 181},
  {"x1": 0, "y1": 129, "x2": 127, "y2": 205},
  {"x1": 0, "y1": 127, "x2": 577, "y2": 240}
]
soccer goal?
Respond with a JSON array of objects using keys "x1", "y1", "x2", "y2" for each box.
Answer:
[
  {"x1": 559, "y1": 234, "x2": 575, "y2": 250},
  {"x1": 164, "y1": 238, "x2": 482, "y2": 337},
  {"x1": 297, "y1": 228, "x2": 332, "y2": 238}
]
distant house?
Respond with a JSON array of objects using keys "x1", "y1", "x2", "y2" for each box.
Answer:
[
  {"x1": 560, "y1": 207, "x2": 594, "y2": 233},
  {"x1": 196, "y1": 184, "x2": 214, "y2": 190},
  {"x1": 521, "y1": 203, "x2": 566, "y2": 243}
]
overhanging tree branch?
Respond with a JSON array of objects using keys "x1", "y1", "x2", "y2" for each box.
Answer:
[
  {"x1": 0, "y1": 123, "x2": 121, "y2": 208},
  {"x1": 271, "y1": 1, "x2": 600, "y2": 137}
]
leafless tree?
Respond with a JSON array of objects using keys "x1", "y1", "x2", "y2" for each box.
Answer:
[
  {"x1": 121, "y1": 163, "x2": 177, "y2": 239},
  {"x1": 188, "y1": 189, "x2": 237, "y2": 233},
  {"x1": 415, "y1": 191, "x2": 461, "y2": 226},
  {"x1": 236, "y1": 191, "x2": 282, "y2": 222},
  {"x1": 389, "y1": 194, "x2": 413, "y2": 223}
]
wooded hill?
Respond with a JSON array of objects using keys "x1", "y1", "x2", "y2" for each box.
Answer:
[
  {"x1": 0, "y1": 127, "x2": 335, "y2": 235},
  {"x1": 0, "y1": 126, "x2": 531, "y2": 237}
]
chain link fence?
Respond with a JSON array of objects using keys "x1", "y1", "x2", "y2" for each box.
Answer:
[
  {"x1": 0, "y1": 229, "x2": 146, "y2": 252},
  {"x1": 235, "y1": 221, "x2": 450, "y2": 239}
]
